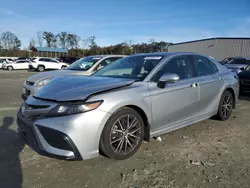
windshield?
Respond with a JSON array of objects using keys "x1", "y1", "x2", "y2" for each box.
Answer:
[
  {"x1": 93, "y1": 55, "x2": 163, "y2": 80},
  {"x1": 219, "y1": 58, "x2": 233, "y2": 65},
  {"x1": 244, "y1": 65, "x2": 250, "y2": 71},
  {"x1": 66, "y1": 56, "x2": 102, "y2": 71}
]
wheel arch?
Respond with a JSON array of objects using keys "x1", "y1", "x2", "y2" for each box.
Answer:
[
  {"x1": 37, "y1": 64, "x2": 45, "y2": 69},
  {"x1": 124, "y1": 105, "x2": 150, "y2": 142},
  {"x1": 7, "y1": 65, "x2": 13, "y2": 69}
]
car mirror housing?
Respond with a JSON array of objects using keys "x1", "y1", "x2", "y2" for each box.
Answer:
[{"x1": 157, "y1": 73, "x2": 180, "y2": 88}]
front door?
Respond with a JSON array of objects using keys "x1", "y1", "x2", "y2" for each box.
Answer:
[{"x1": 148, "y1": 55, "x2": 199, "y2": 131}]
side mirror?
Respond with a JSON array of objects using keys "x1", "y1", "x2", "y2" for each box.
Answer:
[
  {"x1": 236, "y1": 67, "x2": 245, "y2": 74},
  {"x1": 157, "y1": 73, "x2": 180, "y2": 88}
]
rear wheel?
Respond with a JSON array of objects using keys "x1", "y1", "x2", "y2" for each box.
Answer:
[
  {"x1": 61, "y1": 65, "x2": 67, "y2": 69},
  {"x1": 216, "y1": 90, "x2": 233, "y2": 121},
  {"x1": 37, "y1": 65, "x2": 45, "y2": 72},
  {"x1": 100, "y1": 107, "x2": 144, "y2": 160},
  {"x1": 7, "y1": 66, "x2": 13, "y2": 71}
]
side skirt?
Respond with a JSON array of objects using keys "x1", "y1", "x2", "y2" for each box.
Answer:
[{"x1": 150, "y1": 112, "x2": 215, "y2": 138}]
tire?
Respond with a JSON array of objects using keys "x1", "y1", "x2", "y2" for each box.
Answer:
[
  {"x1": 216, "y1": 90, "x2": 233, "y2": 121},
  {"x1": 37, "y1": 65, "x2": 45, "y2": 72},
  {"x1": 100, "y1": 107, "x2": 145, "y2": 160},
  {"x1": 61, "y1": 66, "x2": 67, "y2": 69},
  {"x1": 7, "y1": 66, "x2": 13, "y2": 71}
]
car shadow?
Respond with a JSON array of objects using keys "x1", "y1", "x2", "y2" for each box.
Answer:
[{"x1": 0, "y1": 117, "x2": 25, "y2": 188}]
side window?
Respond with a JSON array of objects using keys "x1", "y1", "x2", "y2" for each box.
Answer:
[
  {"x1": 95, "y1": 57, "x2": 120, "y2": 71},
  {"x1": 231, "y1": 59, "x2": 245, "y2": 64},
  {"x1": 49, "y1": 59, "x2": 58, "y2": 63},
  {"x1": 152, "y1": 55, "x2": 194, "y2": 82},
  {"x1": 103, "y1": 57, "x2": 121, "y2": 65},
  {"x1": 245, "y1": 60, "x2": 250, "y2": 65},
  {"x1": 192, "y1": 55, "x2": 218, "y2": 77},
  {"x1": 16, "y1": 61, "x2": 24, "y2": 63},
  {"x1": 39, "y1": 58, "x2": 46, "y2": 62}
]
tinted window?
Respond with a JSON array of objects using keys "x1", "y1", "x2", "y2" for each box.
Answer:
[
  {"x1": 192, "y1": 55, "x2": 218, "y2": 77},
  {"x1": 245, "y1": 60, "x2": 250, "y2": 65},
  {"x1": 16, "y1": 61, "x2": 25, "y2": 63},
  {"x1": 151, "y1": 55, "x2": 194, "y2": 82},
  {"x1": 96, "y1": 57, "x2": 123, "y2": 71},
  {"x1": 49, "y1": 59, "x2": 58, "y2": 63},
  {"x1": 39, "y1": 58, "x2": 46, "y2": 61},
  {"x1": 229, "y1": 59, "x2": 246, "y2": 64}
]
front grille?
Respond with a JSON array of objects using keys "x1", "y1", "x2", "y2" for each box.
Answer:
[
  {"x1": 26, "y1": 81, "x2": 35, "y2": 86},
  {"x1": 25, "y1": 104, "x2": 50, "y2": 110},
  {"x1": 241, "y1": 80, "x2": 250, "y2": 85},
  {"x1": 23, "y1": 103, "x2": 51, "y2": 121}
]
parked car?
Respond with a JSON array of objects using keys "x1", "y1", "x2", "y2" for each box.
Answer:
[
  {"x1": 236, "y1": 64, "x2": 250, "y2": 93},
  {"x1": 3, "y1": 59, "x2": 31, "y2": 70},
  {"x1": 15, "y1": 57, "x2": 29, "y2": 61},
  {"x1": 17, "y1": 52, "x2": 239, "y2": 161},
  {"x1": 29, "y1": 57, "x2": 69, "y2": 72},
  {"x1": 0, "y1": 59, "x2": 6, "y2": 69},
  {"x1": 22, "y1": 55, "x2": 125, "y2": 100},
  {"x1": 220, "y1": 57, "x2": 250, "y2": 73},
  {"x1": 58, "y1": 57, "x2": 80, "y2": 64}
]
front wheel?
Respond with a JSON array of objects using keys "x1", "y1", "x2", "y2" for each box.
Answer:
[
  {"x1": 7, "y1": 66, "x2": 13, "y2": 71},
  {"x1": 61, "y1": 66, "x2": 67, "y2": 69},
  {"x1": 100, "y1": 107, "x2": 144, "y2": 160},
  {"x1": 216, "y1": 90, "x2": 233, "y2": 121},
  {"x1": 37, "y1": 65, "x2": 45, "y2": 72}
]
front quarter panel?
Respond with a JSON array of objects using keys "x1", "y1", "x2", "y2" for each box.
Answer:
[{"x1": 87, "y1": 82, "x2": 152, "y2": 125}]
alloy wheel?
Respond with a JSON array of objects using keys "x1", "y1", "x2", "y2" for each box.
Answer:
[
  {"x1": 221, "y1": 93, "x2": 233, "y2": 118},
  {"x1": 109, "y1": 114, "x2": 142, "y2": 155}
]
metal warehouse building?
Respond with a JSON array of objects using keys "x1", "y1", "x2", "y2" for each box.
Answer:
[{"x1": 168, "y1": 37, "x2": 250, "y2": 61}]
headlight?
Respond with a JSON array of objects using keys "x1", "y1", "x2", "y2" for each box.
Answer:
[
  {"x1": 36, "y1": 77, "x2": 53, "y2": 86},
  {"x1": 48, "y1": 100, "x2": 103, "y2": 117}
]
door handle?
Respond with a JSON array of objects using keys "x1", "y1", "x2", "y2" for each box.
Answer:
[{"x1": 191, "y1": 83, "x2": 198, "y2": 87}]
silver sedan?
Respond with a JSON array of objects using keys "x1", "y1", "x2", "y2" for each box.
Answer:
[{"x1": 17, "y1": 52, "x2": 239, "y2": 160}]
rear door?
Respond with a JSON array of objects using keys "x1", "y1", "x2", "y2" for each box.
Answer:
[
  {"x1": 189, "y1": 55, "x2": 223, "y2": 116},
  {"x1": 15, "y1": 60, "x2": 26, "y2": 69},
  {"x1": 48, "y1": 58, "x2": 60, "y2": 69}
]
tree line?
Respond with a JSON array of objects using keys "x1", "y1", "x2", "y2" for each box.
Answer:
[{"x1": 0, "y1": 31, "x2": 172, "y2": 57}]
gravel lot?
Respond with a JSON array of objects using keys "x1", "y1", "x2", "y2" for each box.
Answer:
[{"x1": 0, "y1": 70, "x2": 250, "y2": 188}]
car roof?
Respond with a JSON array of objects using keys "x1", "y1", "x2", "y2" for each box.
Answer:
[
  {"x1": 127, "y1": 52, "x2": 207, "y2": 57},
  {"x1": 86, "y1": 54, "x2": 125, "y2": 58}
]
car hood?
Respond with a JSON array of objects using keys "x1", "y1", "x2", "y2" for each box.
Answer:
[
  {"x1": 34, "y1": 76, "x2": 135, "y2": 101},
  {"x1": 238, "y1": 71, "x2": 250, "y2": 80},
  {"x1": 27, "y1": 70, "x2": 90, "y2": 82}
]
